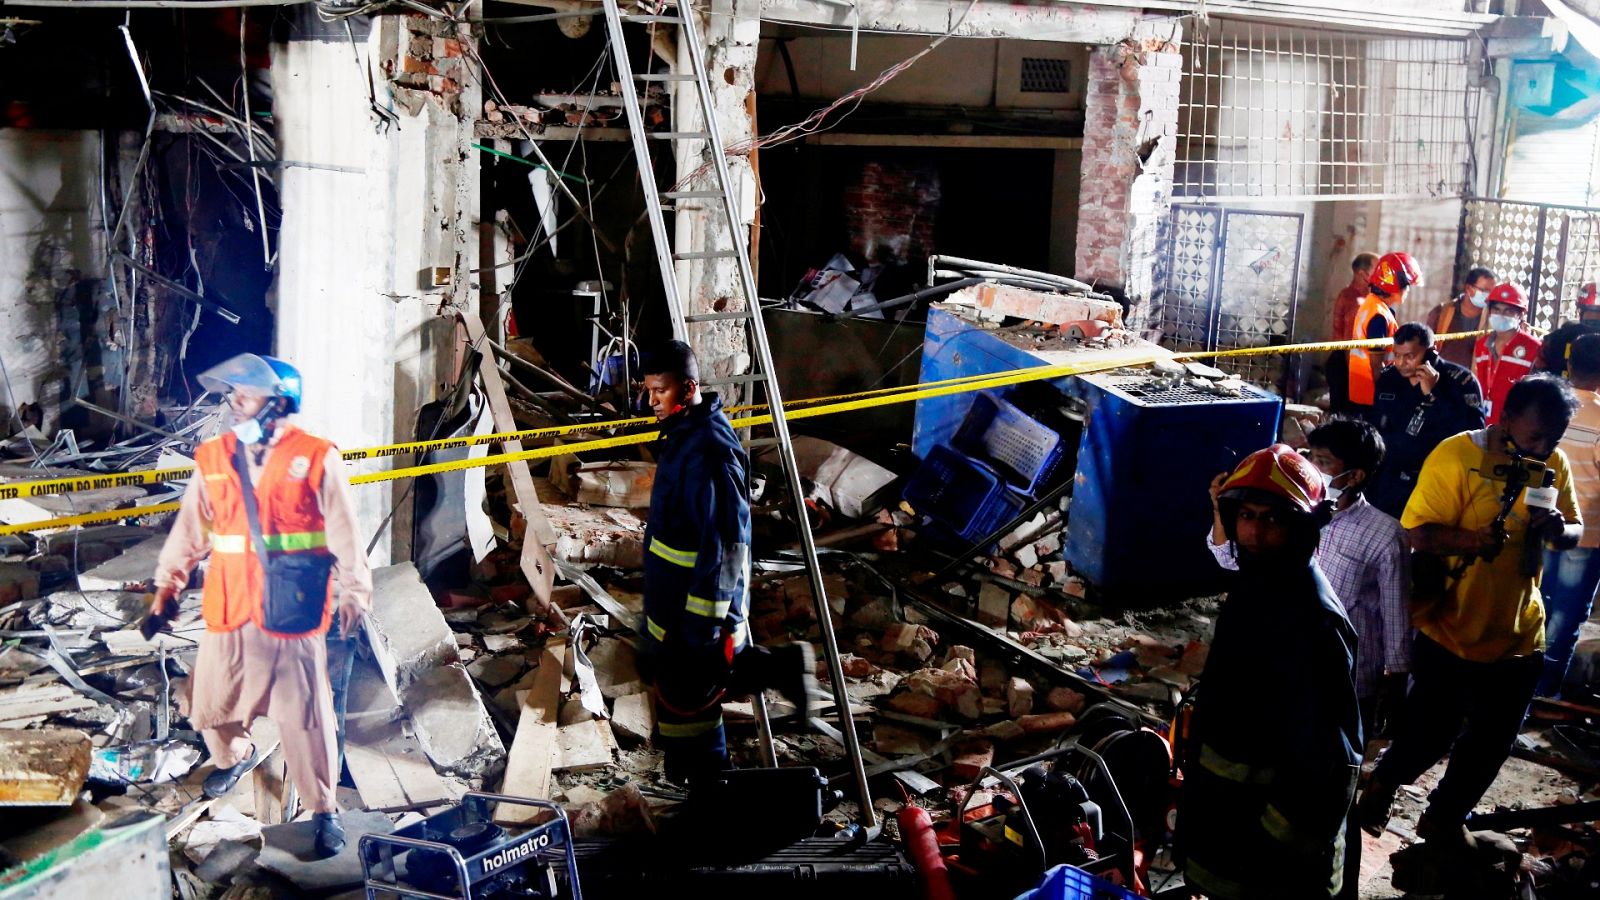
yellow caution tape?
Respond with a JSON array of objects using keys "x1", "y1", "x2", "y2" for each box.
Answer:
[
  {"x1": 0, "y1": 503, "x2": 182, "y2": 536},
  {"x1": 0, "y1": 326, "x2": 1499, "y2": 534}
]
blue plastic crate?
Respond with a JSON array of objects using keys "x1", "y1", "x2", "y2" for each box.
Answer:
[
  {"x1": 1016, "y1": 864, "x2": 1140, "y2": 900},
  {"x1": 903, "y1": 445, "x2": 1027, "y2": 545},
  {"x1": 952, "y1": 391, "x2": 1066, "y2": 496}
]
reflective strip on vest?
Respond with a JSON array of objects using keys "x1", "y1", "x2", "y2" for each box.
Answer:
[
  {"x1": 211, "y1": 534, "x2": 248, "y2": 554},
  {"x1": 657, "y1": 714, "x2": 723, "y2": 738},
  {"x1": 1198, "y1": 744, "x2": 1275, "y2": 786},
  {"x1": 646, "y1": 617, "x2": 666, "y2": 640},
  {"x1": 684, "y1": 594, "x2": 731, "y2": 618},
  {"x1": 261, "y1": 531, "x2": 327, "y2": 552},
  {"x1": 648, "y1": 537, "x2": 698, "y2": 568}
]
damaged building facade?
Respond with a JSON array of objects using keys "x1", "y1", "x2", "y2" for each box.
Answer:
[{"x1": 3, "y1": 1, "x2": 1600, "y2": 899}]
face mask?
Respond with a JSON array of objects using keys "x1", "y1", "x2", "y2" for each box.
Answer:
[
  {"x1": 1320, "y1": 470, "x2": 1351, "y2": 504},
  {"x1": 1468, "y1": 289, "x2": 1489, "y2": 309},
  {"x1": 1489, "y1": 313, "x2": 1519, "y2": 333},
  {"x1": 231, "y1": 417, "x2": 265, "y2": 445}
]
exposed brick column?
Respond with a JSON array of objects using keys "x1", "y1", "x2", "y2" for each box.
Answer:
[{"x1": 1075, "y1": 29, "x2": 1182, "y2": 331}]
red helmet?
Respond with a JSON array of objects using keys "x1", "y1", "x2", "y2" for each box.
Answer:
[
  {"x1": 1486, "y1": 282, "x2": 1529, "y2": 312},
  {"x1": 1218, "y1": 444, "x2": 1324, "y2": 516},
  {"x1": 1370, "y1": 252, "x2": 1423, "y2": 297},
  {"x1": 1578, "y1": 283, "x2": 1598, "y2": 309}
]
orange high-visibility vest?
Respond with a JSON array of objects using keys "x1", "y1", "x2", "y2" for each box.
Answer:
[
  {"x1": 1348, "y1": 293, "x2": 1398, "y2": 406},
  {"x1": 194, "y1": 426, "x2": 336, "y2": 637}
]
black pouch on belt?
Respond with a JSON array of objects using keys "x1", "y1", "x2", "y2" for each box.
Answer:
[{"x1": 234, "y1": 440, "x2": 334, "y2": 635}]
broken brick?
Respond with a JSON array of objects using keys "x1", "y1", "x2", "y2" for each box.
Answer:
[
  {"x1": 883, "y1": 623, "x2": 939, "y2": 660},
  {"x1": 887, "y1": 691, "x2": 943, "y2": 718},
  {"x1": 951, "y1": 738, "x2": 995, "y2": 780},
  {"x1": 1045, "y1": 687, "x2": 1088, "y2": 714},
  {"x1": 1006, "y1": 677, "x2": 1035, "y2": 717},
  {"x1": 978, "y1": 660, "x2": 1008, "y2": 694},
  {"x1": 1019, "y1": 567, "x2": 1046, "y2": 588},
  {"x1": 839, "y1": 654, "x2": 873, "y2": 678},
  {"x1": 1017, "y1": 711, "x2": 1077, "y2": 734},
  {"x1": 989, "y1": 558, "x2": 1018, "y2": 579},
  {"x1": 977, "y1": 583, "x2": 1010, "y2": 628}
]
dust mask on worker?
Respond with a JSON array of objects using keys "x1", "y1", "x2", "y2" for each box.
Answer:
[
  {"x1": 1468, "y1": 288, "x2": 1489, "y2": 309},
  {"x1": 227, "y1": 395, "x2": 281, "y2": 445},
  {"x1": 1320, "y1": 470, "x2": 1352, "y2": 505},
  {"x1": 1489, "y1": 313, "x2": 1520, "y2": 334}
]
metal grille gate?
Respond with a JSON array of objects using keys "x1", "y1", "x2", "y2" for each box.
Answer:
[
  {"x1": 1457, "y1": 197, "x2": 1600, "y2": 331},
  {"x1": 1157, "y1": 205, "x2": 1305, "y2": 391}
]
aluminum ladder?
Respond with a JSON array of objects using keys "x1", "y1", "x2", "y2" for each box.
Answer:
[{"x1": 599, "y1": 0, "x2": 877, "y2": 831}]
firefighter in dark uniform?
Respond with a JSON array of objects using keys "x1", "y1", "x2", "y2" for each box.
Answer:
[
  {"x1": 1368, "y1": 322, "x2": 1487, "y2": 519},
  {"x1": 1538, "y1": 282, "x2": 1600, "y2": 376},
  {"x1": 1182, "y1": 444, "x2": 1363, "y2": 900},
  {"x1": 637, "y1": 341, "x2": 815, "y2": 789}
]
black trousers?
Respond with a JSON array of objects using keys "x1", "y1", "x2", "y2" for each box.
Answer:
[{"x1": 1372, "y1": 633, "x2": 1542, "y2": 826}]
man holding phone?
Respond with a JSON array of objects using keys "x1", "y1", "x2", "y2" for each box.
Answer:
[{"x1": 1368, "y1": 322, "x2": 1487, "y2": 519}]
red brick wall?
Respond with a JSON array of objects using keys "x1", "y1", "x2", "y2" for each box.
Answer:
[
  {"x1": 1075, "y1": 38, "x2": 1182, "y2": 330},
  {"x1": 843, "y1": 161, "x2": 941, "y2": 267}
]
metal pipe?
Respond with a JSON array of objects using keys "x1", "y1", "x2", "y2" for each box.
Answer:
[
  {"x1": 831, "y1": 277, "x2": 982, "y2": 321},
  {"x1": 929, "y1": 254, "x2": 1097, "y2": 294},
  {"x1": 484, "y1": 337, "x2": 594, "y2": 407}
]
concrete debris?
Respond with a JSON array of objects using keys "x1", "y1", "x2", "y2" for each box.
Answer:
[
  {"x1": 555, "y1": 460, "x2": 656, "y2": 509},
  {"x1": 365, "y1": 563, "x2": 460, "y2": 697},
  {"x1": 791, "y1": 437, "x2": 899, "y2": 519},
  {"x1": 74, "y1": 534, "x2": 167, "y2": 592},
  {"x1": 608, "y1": 691, "x2": 654, "y2": 745},
  {"x1": 405, "y1": 663, "x2": 506, "y2": 780}
]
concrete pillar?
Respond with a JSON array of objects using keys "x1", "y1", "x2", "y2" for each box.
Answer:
[
  {"x1": 1075, "y1": 25, "x2": 1183, "y2": 331},
  {"x1": 271, "y1": 15, "x2": 479, "y2": 565},
  {"x1": 672, "y1": 0, "x2": 759, "y2": 390}
]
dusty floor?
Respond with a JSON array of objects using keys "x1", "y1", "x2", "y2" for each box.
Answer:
[{"x1": 1356, "y1": 754, "x2": 1581, "y2": 898}]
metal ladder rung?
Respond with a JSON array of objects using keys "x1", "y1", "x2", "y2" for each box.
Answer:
[
  {"x1": 623, "y1": 14, "x2": 683, "y2": 23},
  {"x1": 650, "y1": 131, "x2": 712, "y2": 140},
  {"x1": 744, "y1": 437, "x2": 781, "y2": 449},
  {"x1": 673, "y1": 249, "x2": 739, "y2": 261},
  {"x1": 661, "y1": 190, "x2": 723, "y2": 199},
  {"x1": 685, "y1": 311, "x2": 754, "y2": 323},
  {"x1": 636, "y1": 73, "x2": 696, "y2": 81}
]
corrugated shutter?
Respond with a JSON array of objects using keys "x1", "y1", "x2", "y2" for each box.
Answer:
[{"x1": 1504, "y1": 113, "x2": 1600, "y2": 206}]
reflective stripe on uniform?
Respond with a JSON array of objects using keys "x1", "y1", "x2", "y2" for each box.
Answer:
[
  {"x1": 684, "y1": 594, "x2": 731, "y2": 618},
  {"x1": 657, "y1": 715, "x2": 723, "y2": 738},
  {"x1": 211, "y1": 534, "x2": 248, "y2": 554},
  {"x1": 646, "y1": 617, "x2": 666, "y2": 640},
  {"x1": 1198, "y1": 744, "x2": 1275, "y2": 786},
  {"x1": 261, "y1": 531, "x2": 327, "y2": 552},
  {"x1": 1184, "y1": 857, "x2": 1250, "y2": 900},
  {"x1": 731, "y1": 619, "x2": 750, "y2": 649},
  {"x1": 648, "y1": 537, "x2": 698, "y2": 568}
]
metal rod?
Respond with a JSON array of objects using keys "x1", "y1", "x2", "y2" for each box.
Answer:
[
  {"x1": 112, "y1": 252, "x2": 242, "y2": 324},
  {"x1": 72, "y1": 398, "x2": 187, "y2": 443},
  {"x1": 831, "y1": 277, "x2": 983, "y2": 321},
  {"x1": 484, "y1": 337, "x2": 594, "y2": 407},
  {"x1": 678, "y1": 1, "x2": 877, "y2": 831},
  {"x1": 928, "y1": 254, "x2": 1096, "y2": 294},
  {"x1": 930, "y1": 477, "x2": 1073, "y2": 583},
  {"x1": 751, "y1": 692, "x2": 779, "y2": 768}
]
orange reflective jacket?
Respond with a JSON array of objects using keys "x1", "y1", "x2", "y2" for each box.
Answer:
[
  {"x1": 1348, "y1": 294, "x2": 1398, "y2": 406},
  {"x1": 194, "y1": 427, "x2": 336, "y2": 637}
]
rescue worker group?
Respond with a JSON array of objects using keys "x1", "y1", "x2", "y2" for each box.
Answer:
[{"x1": 136, "y1": 251, "x2": 1597, "y2": 895}]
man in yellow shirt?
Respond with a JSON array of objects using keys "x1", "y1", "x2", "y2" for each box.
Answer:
[{"x1": 1357, "y1": 374, "x2": 1583, "y2": 845}]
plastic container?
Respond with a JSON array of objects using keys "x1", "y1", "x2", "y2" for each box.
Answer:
[
  {"x1": 953, "y1": 392, "x2": 1066, "y2": 496},
  {"x1": 1014, "y1": 864, "x2": 1140, "y2": 900},
  {"x1": 903, "y1": 445, "x2": 1027, "y2": 545}
]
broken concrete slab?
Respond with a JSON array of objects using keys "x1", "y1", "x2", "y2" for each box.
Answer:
[
  {"x1": 194, "y1": 838, "x2": 261, "y2": 885},
  {"x1": 365, "y1": 563, "x2": 459, "y2": 697},
  {"x1": 560, "y1": 461, "x2": 656, "y2": 508},
  {"x1": 543, "y1": 491, "x2": 645, "y2": 568},
  {"x1": 556, "y1": 718, "x2": 618, "y2": 772},
  {"x1": 75, "y1": 534, "x2": 167, "y2": 592},
  {"x1": 1006, "y1": 677, "x2": 1035, "y2": 718},
  {"x1": 405, "y1": 663, "x2": 506, "y2": 781},
  {"x1": 0, "y1": 728, "x2": 91, "y2": 805},
  {"x1": 977, "y1": 582, "x2": 1010, "y2": 629},
  {"x1": 608, "y1": 691, "x2": 653, "y2": 745},
  {"x1": 466, "y1": 653, "x2": 525, "y2": 689},
  {"x1": 0, "y1": 463, "x2": 149, "y2": 526},
  {"x1": 0, "y1": 562, "x2": 40, "y2": 605},
  {"x1": 588, "y1": 638, "x2": 641, "y2": 699},
  {"x1": 256, "y1": 810, "x2": 394, "y2": 892},
  {"x1": 344, "y1": 656, "x2": 452, "y2": 814},
  {"x1": 791, "y1": 437, "x2": 898, "y2": 519}
]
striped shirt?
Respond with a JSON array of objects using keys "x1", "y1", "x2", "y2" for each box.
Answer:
[
  {"x1": 1560, "y1": 388, "x2": 1600, "y2": 548},
  {"x1": 1207, "y1": 495, "x2": 1411, "y2": 698}
]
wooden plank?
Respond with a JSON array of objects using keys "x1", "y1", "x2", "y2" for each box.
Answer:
[
  {"x1": 345, "y1": 718, "x2": 452, "y2": 813},
  {"x1": 0, "y1": 684, "x2": 98, "y2": 723},
  {"x1": 458, "y1": 312, "x2": 557, "y2": 613},
  {"x1": 0, "y1": 728, "x2": 91, "y2": 806},
  {"x1": 494, "y1": 644, "x2": 564, "y2": 826},
  {"x1": 555, "y1": 718, "x2": 617, "y2": 772}
]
